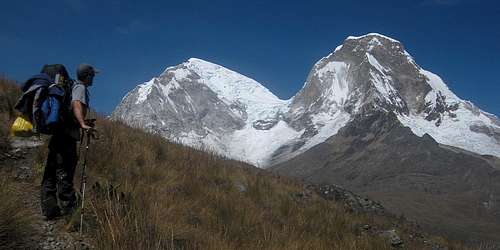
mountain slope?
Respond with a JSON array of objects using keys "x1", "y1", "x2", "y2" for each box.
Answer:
[{"x1": 271, "y1": 111, "x2": 500, "y2": 242}]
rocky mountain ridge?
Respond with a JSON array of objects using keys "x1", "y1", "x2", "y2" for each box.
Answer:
[{"x1": 112, "y1": 33, "x2": 500, "y2": 167}]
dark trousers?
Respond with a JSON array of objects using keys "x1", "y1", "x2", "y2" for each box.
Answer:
[{"x1": 41, "y1": 133, "x2": 78, "y2": 217}]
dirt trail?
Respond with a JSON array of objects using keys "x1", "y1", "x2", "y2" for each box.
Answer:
[{"x1": 1, "y1": 137, "x2": 92, "y2": 250}]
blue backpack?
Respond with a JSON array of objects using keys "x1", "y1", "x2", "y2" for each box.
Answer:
[{"x1": 15, "y1": 64, "x2": 72, "y2": 135}]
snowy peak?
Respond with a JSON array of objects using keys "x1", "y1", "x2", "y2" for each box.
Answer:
[
  {"x1": 338, "y1": 33, "x2": 410, "y2": 61},
  {"x1": 346, "y1": 33, "x2": 402, "y2": 43},
  {"x1": 183, "y1": 58, "x2": 279, "y2": 100},
  {"x1": 293, "y1": 33, "x2": 434, "y2": 116},
  {"x1": 289, "y1": 33, "x2": 500, "y2": 158},
  {"x1": 182, "y1": 58, "x2": 286, "y2": 106},
  {"x1": 137, "y1": 58, "x2": 288, "y2": 122},
  {"x1": 289, "y1": 33, "x2": 416, "y2": 118},
  {"x1": 159, "y1": 58, "x2": 280, "y2": 102},
  {"x1": 338, "y1": 35, "x2": 500, "y2": 158}
]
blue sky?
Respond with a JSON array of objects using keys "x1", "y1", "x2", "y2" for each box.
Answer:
[{"x1": 1, "y1": 0, "x2": 499, "y2": 116}]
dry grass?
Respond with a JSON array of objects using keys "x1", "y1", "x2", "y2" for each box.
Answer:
[
  {"x1": 0, "y1": 177, "x2": 36, "y2": 250},
  {"x1": 0, "y1": 76, "x2": 21, "y2": 152},
  {"x1": 82, "y1": 120, "x2": 388, "y2": 249},
  {"x1": 75, "y1": 118, "x2": 469, "y2": 250}
]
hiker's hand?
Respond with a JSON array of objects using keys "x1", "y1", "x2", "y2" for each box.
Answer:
[
  {"x1": 81, "y1": 124, "x2": 92, "y2": 130},
  {"x1": 84, "y1": 127, "x2": 99, "y2": 140},
  {"x1": 84, "y1": 119, "x2": 96, "y2": 128}
]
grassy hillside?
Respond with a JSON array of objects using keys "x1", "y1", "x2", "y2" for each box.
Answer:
[
  {"x1": 0, "y1": 77, "x2": 468, "y2": 249},
  {"x1": 68, "y1": 118, "x2": 390, "y2": 249}
]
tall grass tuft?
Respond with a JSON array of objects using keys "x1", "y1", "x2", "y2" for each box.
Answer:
[{"x1": 0, "y1": 76, "x2": 21, "y2": 152}]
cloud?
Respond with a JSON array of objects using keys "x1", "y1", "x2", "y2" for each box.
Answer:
[{"x1": 114, "y1": 19, "x2": 151, "y2": 35}]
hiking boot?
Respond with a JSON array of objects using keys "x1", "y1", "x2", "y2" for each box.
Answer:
[
  {"x1": 61, "y1": 205, "x2": 76, "y2": 216},
  {"x1": 43, "y1": 208, "x2": 62, "y2": 221}
]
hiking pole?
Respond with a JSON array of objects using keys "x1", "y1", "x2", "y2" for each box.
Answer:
[{"x1": 79, "y1": 129, "x2": 92, "y2": 234}]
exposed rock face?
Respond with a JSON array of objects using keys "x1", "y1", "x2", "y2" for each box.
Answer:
[
  {"x1": 312, "y1": 184, "x2": 386, "y2": 214},
  {"x1": 289, "y1": 33, "x2": 425, "y2": 119},
  {"x1": 113, "y1": 33, "x2": 500, "y2": 166}
]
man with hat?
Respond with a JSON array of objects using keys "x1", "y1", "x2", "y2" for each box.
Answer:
[
  {"x1": 72, "y1": 64, "x2": 99, "y2": 132},
  {"x1": 41, "y1": 63, "x2": 99, "y2": 220}
]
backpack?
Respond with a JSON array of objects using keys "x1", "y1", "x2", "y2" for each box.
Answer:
[{"x1": 13, "y1": 64, "x2": 72, "y2": 135}]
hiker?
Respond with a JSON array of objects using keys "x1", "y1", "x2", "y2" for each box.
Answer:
[{"x1": 41, "y1": 64, "x2": 99, "y2": 220}]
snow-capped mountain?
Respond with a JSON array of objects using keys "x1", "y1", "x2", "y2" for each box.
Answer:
[
  {"x1": 287, "y1": 33, "x2": 500, "y2": 160},
  {"x1": 112, "y1": 33, "x2": 500, "y2": 167},
  {"x1": 112, "y1": 58, "x2": 296, "y2": 166}
]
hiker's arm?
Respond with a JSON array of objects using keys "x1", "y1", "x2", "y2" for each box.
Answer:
[{"x1": 72, "y1": 101, "x2": 91, "y2": 130}]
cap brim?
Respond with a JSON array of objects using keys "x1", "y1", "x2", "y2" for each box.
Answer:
[{"x1": 93, "y1": 68, "x2": 101, "y2": 74}]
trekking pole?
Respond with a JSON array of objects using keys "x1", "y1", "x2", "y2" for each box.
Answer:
[{"x1": 79, "y1": 129, "x2": 92, "y2": 234}]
